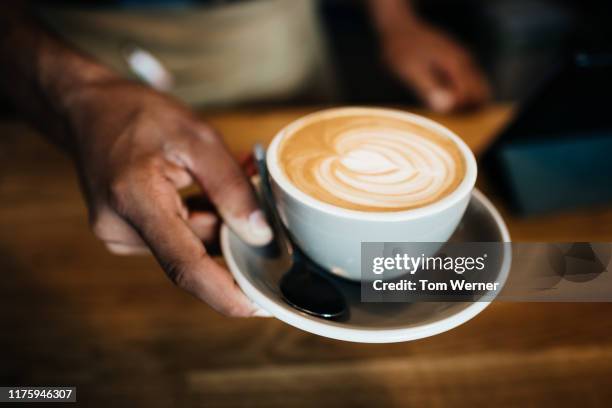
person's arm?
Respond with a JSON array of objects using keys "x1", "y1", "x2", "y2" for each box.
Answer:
[
  {"x1": 0, "y1": 4, "x2": 117, "y2": 146},
  {"x1": 0, "y1": 3, "x2": 272, "y2": 317},
  {"x1": 367, "y1": 0, "x2": 491, "y2": 112}
]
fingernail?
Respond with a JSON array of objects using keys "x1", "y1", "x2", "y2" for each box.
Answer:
[
  {"x1": 429, "y1": 90, "x2": 454, "y2": 112},
  {"x1": 246, "y1": 210, "x2": 273, "y2": 246},
  {"x1": 251, "y1": 306, "x2": 272, "y2": 317}
]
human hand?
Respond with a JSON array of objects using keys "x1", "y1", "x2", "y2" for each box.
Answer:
[
  {"x1": 65, "y1": 80, "x2": 272, "y2": 316},
  {"x1": 381, "y1": 21, "x2": 491, "y2": 112}
]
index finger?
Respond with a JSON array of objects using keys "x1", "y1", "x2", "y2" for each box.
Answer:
[{"x1": 115, "y1": 168, "x2": 257, "y2": 317}]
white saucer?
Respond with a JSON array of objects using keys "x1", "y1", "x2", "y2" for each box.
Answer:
[{"x1": 221, "y1": 189, "x2": 511, "y2": 343}]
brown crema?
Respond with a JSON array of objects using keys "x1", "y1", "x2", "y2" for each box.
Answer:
[{"x1": 277, "y1": 112, "x2": 466, "y2": 212}]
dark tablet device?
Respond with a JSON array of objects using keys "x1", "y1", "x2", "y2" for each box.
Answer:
[{"x1": 481, "y1": 53, "x2": 612, "y2": 215}]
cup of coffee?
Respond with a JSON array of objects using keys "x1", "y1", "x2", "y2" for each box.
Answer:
[{"x1": 266, "y1": 107, "x2": 477, "y2": 281}]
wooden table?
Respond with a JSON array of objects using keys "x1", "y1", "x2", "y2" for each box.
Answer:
[{"x1": 1, "y1": 105, "x2": 612, "y2": 407}]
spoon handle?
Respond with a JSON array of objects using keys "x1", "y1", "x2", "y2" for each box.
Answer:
[{"x1": 253, "y1": 144, "x2": 293, "y2": 255}]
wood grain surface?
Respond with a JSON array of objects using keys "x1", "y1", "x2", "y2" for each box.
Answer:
[{"x1": 1, "y1": 105, "x2": 612, "y2": 407}]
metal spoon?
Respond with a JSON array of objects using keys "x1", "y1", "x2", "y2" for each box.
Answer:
[{"x1": 253, "y1": 144, "x2": 347, "y2": 319}]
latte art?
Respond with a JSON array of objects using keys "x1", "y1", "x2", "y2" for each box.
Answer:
[
  {"x1": 278, "y1": 113, "x2": 465, "y2": 212},
  {"x1": 316, "y1": 128, "x2": 458, "y2": 208}
]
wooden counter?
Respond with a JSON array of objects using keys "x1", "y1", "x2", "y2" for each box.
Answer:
[{"x1": 1, "y1": 105, "x2": 612, "y2": 407}]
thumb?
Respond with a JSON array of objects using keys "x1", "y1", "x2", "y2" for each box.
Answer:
[
  {"x1": 400, "y1": 64, "x2": 456, "y2": 113},
  {"x1": 427, "y1": 88, "x2": 455, "y2": 113},
  {"x1": 186, "y1": 129, "x2": 273, "y2": 246}
]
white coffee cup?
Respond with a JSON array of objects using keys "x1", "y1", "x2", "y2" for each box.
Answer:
[{"x1": 266, "y1": 107, "x2": 477, "y2": 281}]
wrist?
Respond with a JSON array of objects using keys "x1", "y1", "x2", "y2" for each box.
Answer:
[
  {"x1": 42, "y1": 51, "x2": 119, "y2": 120},
  {"x1": 369, "y1": 0, "x2": 422, "y2": 40},
  {"x1": 380, "y1": 16, "x2": 427, "y2": 45},
  {"x1": 33, "y1": 34, "x2": 124, "y2": 149}
]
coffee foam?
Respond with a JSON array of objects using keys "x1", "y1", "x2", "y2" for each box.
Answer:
[{"x1": 278, "y1": 113, "x2": 465, "y2": 212}]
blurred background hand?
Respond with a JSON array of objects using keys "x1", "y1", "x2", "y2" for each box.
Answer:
[
  {"x1": 368, "y1": 0, "x2": 490, "y2": 113},
  {"x1": 380, "y1": 20, "x2": 491, "y2": 113}
]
